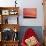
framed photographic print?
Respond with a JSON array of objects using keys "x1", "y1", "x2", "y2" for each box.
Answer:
[
  {"x1": 10, "y1": 11, "x2": 15, "y2": 15},
  {"x1": 8, "y1": 16, "x2": 18, "y2": 24},
  {"x1": 2, "y1": 10, "x2": 9, "y2": 15},
  {"x1": 9, "y1": 10, "x2": 18, "y2": 15},
  {"x1": 23, "y1": 8, "x2": 37, "y2": 18},
  {"x1": 9, "y1": 10, "x2": 15, "y2": 15}
]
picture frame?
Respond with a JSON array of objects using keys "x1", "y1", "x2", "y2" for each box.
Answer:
[
  {"x1": 8, "y1": 16, "x2": 18, "y2": 24},
  {"x1": 9, "y1": 10, "x2": 18, "y2": 15},
  {"x1": 2, "y1": 10, "x2": 9, "y2": 15},
  {"x1": 2, "y1": 16, "x2": 18, "y2": 24},
  {"x1": 23, "y1": 8, "x2": 37, "y2": 18}
]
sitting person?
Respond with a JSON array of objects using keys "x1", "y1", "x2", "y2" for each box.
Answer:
[{"x1": 21, "y1": 28, "x2": 41, "y2": 46}]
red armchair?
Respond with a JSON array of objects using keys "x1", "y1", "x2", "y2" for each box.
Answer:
[{"x1": 21, "y1": 28, "x2": 41, "y2": 46}]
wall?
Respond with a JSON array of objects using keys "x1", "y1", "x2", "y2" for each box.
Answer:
[
  {"x1": 18, "y1": 0, "x2": 44, "y2": 26},
  {"x1": 0, "y1": 0, "x2": 44, "y2": 26}
]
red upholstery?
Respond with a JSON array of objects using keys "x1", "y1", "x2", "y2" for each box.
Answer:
[{"x1": 21, "y1": 28, "x2": 41, "y2": 46}]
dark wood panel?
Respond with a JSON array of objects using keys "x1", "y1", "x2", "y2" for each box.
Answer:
[
  {"x1": 0, "y1": 41, "x2": 19, "y2": 46},
  {"x1": 0, "y1": 24, "x2": 20, "y2": 32},
  {"x1": 0, "y1": 7, "x2": 19, "y2": 10},
  {"x1": 0, "y1": 41, "x2": 2, "y2": 46},
  {"x1": 0, "y1": 7, "x2": 19, "y2": 46}
]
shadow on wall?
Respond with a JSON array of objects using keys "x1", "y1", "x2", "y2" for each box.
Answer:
[{"x1": 18, "y1": 26, "x2": 44, "y2": 44}]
